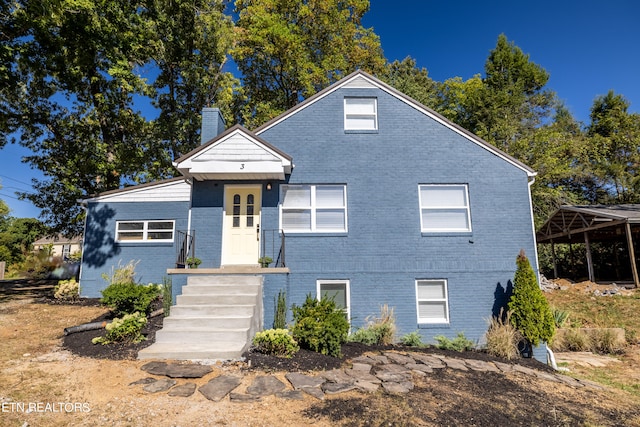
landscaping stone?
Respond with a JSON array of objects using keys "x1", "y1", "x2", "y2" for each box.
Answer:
[
  {"x1": 321, "y1": 382, "x2": 358, "y2": 395},
  {"x1": 344, "y1": 368, "x2": 381, "y2": 383},
  {"x1": 229, "y1": 393, "x2": 261, "y2": 402},
  {"x1": 411, "y1": 353, "x2": 446, "y2": 368},
  {"x1": 143, "y1": 379, "x2": 176, "y2": 393},
  {"x1": 382, "y1": 381, "x2": 414, "y2": 393},
  {"x1": 443, "y1": 358, "x2": 468, "y2": 371},
  {"x1": 355, "y1": 380, "x2": 380, "y2": 393},
  {"x1": 140, "y1": 361, "x2": 212, "y2": 378},
  {"x1": 406, "y1": 363, "x2": 433, "y2": 374},
  {"x1": 351, "y1": 362, "x2": 372, "y2": 372},
  {"x1": 168, "y1": 383, "x2": 196, "y2": 397},
  {"x1": 512, "y1": 364, "x2": 539, "y2": 376},
  {"x1": 285, "y1": 372, "x2": 325, "y2": 390},
  {"x1": 319, "y1": 368, "x2": 355, "y2": 384},
  {"x1": 493, "y1": 361, "x2": 514, "y2": 373},
  {"x1": 463, "y1": 359, "x2": 500, "y2": 373},
  {"x1": 300, "y1": 386, "x2": 325, "y2": 400},
  {"x1": 246, "y1": 375, "x2": 287, "y2": 396},
  {"x1": 275, "y1": 390, "x2": 305, "y2": 400},
  {"x1": 383, "y1": 352, "x2": 415, "y2": 365},
  {"x1": 367, "y1": 355, "x2": 390, "y2": 365},
  {"x1": 129, "y1": 377, "x2": 158, "y2": 386},
  {"x1": 198, "y1": 375, "x2": 242, "y2": 402}
]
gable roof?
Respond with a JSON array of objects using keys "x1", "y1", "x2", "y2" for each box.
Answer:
[
  {"x1": 82, "y1": 177, "x2": 191, "y2": 203},
  {"x1": 254, "y1": 70, "x2": 536, "y2": 177},
  {"x1": 173, "y1": 125, "x2": 293, "y2": 180}
]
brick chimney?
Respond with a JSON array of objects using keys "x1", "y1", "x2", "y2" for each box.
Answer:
[{"x1": 200, "y1": 107, "x2": 226, "y2": 145}]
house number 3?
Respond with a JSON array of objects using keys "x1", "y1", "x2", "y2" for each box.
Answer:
[{"x1": 240, "y1": 163, "x2": 245, "y2": 169}]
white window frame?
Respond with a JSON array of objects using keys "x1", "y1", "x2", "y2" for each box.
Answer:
[
  {"x1": 415, "y1": 279, "x2": 449, "y2": 324},
  {"x1": 344, "y1": 97, "x2": 378, "y2": 131},
  {"x1": 317, "y1": 279, "x2": 350, "y2": 321},
  {"x1": 115, "y1": 220, "x2": 175, "y2": 243},
  {"x1": 279, "y1": 185, "x2": 348, "y2": 233},
  {"x1": 419, "y1": 184, "x2": 471, "y2": 232}
]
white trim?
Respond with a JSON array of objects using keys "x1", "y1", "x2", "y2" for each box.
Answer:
[
  {"x1": 115, "y1": 220, "x2": 175, "y2": 243},
  {"x1": 415, "y1": 279, "x2": 449, "y2": 324},
  {"x1": 418, "y1": 184, "x2": 472, "y2": 233},
  {"x1": 344, "y1": 97, "x2": 378, "y2": 131},
  {"x1": 279, "y1": 184, "x2": 348, "y2": 233},
  {"x1": 317, "y1": 279, "x2": 351, "y2": 321},
  {"x1": 85, "y1": 179, "x2": 191, "y2": 203},
  {"x1": 256, "y1": 71, "x2": 535, "y2": 177}
]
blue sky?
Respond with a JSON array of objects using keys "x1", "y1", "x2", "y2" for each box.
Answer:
[{"x1": 1, "y1": 0, "x2": 639, "y2": 219}]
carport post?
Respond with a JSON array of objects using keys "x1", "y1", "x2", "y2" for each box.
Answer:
[
  {"x1": 625, "y1": 222, "x2": 639, "y2": 288},
  {"x1": 584, "y1": 232, "x2": 595, "y2": 282}
]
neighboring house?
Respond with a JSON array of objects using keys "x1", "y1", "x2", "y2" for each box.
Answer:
[
  {"x1": 79, "y1": 71, "x2": 541, "y2": 360},
  {"x1": 33, "y1": 235, "x2": 82, "y2": 261}
]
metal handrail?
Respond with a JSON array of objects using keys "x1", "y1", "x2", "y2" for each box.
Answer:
[
  {"x1": 261, "y1": 229, "x2": 286, "y2": 267},
  {"x1": 175, "y1": 230, "x2": 195, "y2": 268}
]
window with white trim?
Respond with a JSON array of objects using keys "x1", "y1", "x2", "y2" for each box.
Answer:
[
  {"x1": 116, "y1": 220, "x2": 175, "y2": 242},
  {"x1": 317, "y1": 280, "x2": 350, "y2": 321},
  {"x1": 344, "y1": 97, "x2": 377, "y2": 130},
  {"x1": 419, "y1": 184, "x2": 471, "y2": 232},
  {"x1": 280, "y1": 185, "x2": 347, "y2": 233},
  {"x1": 416, "y1": 279, "x2": 449, "y2": 324}
]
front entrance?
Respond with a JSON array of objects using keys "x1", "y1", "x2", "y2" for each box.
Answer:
[{"x1": 222, "y1": 185, "x2": 261, "y2": 265}]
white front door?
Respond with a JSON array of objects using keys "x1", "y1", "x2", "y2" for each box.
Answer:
[{"x1": 222, "y1": 185, "x2": 261, "y2": 265}]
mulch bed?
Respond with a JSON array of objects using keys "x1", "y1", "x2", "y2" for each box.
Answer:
[{"x1": 51, "y1": 297, "x2": 552, "y2": 372}]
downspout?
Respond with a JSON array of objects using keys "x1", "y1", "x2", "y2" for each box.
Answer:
[
  {"x1": 76, "y1": 199, "x2": 89, "y2": 297},
  {"x1": 186, "y1": 178, "x2": 193, "y2": 258},
  {"x1": 527, "y1": 176, "x2": 541, "y2": 281}
]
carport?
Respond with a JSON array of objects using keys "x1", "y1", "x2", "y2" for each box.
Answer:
[{"x1": 536, "y1": 205, "x2": 640, "y2": 288}]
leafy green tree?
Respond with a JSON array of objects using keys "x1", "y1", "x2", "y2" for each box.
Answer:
[
  {"x1": 586, "y1": 91, "x2": 640, "y2": 203},
  {"x1": 508, "y1": 250, "x2": 555, "y2": 351},
  {"x1": 233, "y1": 0, "x2": 386, "y2": 127},
  {"x1": 434, "y1": 74, "x2": 484, "y2": 128},
  {"x1": 145, "y1": 0, "x2": 238, "y2": 168},
  {"x1": 469, "y1": 34, "x2": 557, "y2": 153},
  {"x1": 380, "y1": 57, "x2": 439, "y2": 109},
  {"x1": 0, "y1": 216, "x2": 48, "y2": 266}
]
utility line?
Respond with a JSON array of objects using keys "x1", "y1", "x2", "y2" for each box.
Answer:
[{"x1": 0, "y1": 174, "x2": 32, "y2": 187}]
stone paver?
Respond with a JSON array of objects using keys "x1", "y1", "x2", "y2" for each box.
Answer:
[
  {"x1": 168, "y1": 383, "x2": 196, "y2": 397},
  {"x1": 411, "y1": 353, "x2": 446, "y2": 368},
  {"x1": 246, "y1": 375, "x2": 287, "y2": 396},
  {"x1": 285, "y1": 372, "x2": 325, "y2": 389},
  {"x1": 406, "y1": 363, "x2": 433, "y2": 374},
  {"x1": 382, "y1": 381, "x2": 414, "y2": 394},
  {"x1": 141, "y1": 361, "x2": 212, "y2": 378},
  {"x1": 463, "y1": 359, "x2": 500, "y2": 373},
  {"x1": 129, "y1": 377, "x2": 157, "y2": 386},
  {"x1": 143, "y1": 379, "x2": 176, "y2": 393},
  {"x1": 198, "y1": 375, "x2": 242, "y2": 402},
  {"x1": 320, "y1": 368, "x2": 355, "y2": 384},
  {"x1": 344, "y1": 368, "x2": 381, "y2": 383},
  {"x1": 383, "y1": 352, "x2": 415, "y2": 365},
  {"x1": 321, "y1": 382, "x2": 358, "y2": 395},
  {"x1": 443, "y1": 358, "x2": 468, "y2": 371},
  {"x1": 351, "y1": 362, "x2": 372, "y2": 372}
]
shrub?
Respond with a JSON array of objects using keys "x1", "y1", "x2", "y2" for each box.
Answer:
[
  {"x1": 273, "y1": 290, "x2": 287, "y2": 329},
  {"x1": 291, "y1": 294, "x2": 350, "y2": 357},
  {"x1": 347, "y1": 305, "x2": 397, "y2": 346},
  {"x1": 92, "y1": 312, "x2": 147, "y2": 345},
  {"x1": 54, "y1": 278, "x2": 80, "y2": 301},
  {"x1": 101, "y1": 260, "x2": 139, "y2": 286},
  {"x1": 434, "y1": 332, "x2": 475, "y2": 352},
  {"x1": 508, "y1": 250, "x2": 555, "y2": 350},
  {"x1": 400, "y1": 331, "x2": 424, "y2": 347},
  {"x1": 100, "y1": 282, "x2": 160, "y2": 317},
  {"x1": 557, "y1": 328, "x2": 591, "y2": 352},
  {"x1": 592, "y1": 329, "x2": 625, "y2": 354},
  {"x1": 552, "y1": 307, "x2": 570, "y2": 328},
  {"x1": 485, "y1": 310, "x2": 520, "y2": 360},
  {"x1": 252, "y1": 329, "x2": 299, "y2": 358},
  {"x1": 162, "y1": 277, "x2": 172, "y2": 317}
]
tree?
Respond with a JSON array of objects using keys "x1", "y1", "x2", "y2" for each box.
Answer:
[
  {"x1": 586, "y1": 91, "x2": 640, "y2": 203},
  {"x1": 145, "y1": 0, "x2": 238, "y2": 168},
  {"x1": 379, "y1": 57, "x2": 439, "y2": 109},
  {"x1": 508, "y1": 250, "x2": 555, "y2": 352},
  {"x1": 233, "y1": 0, "x2": 386, "y2": 127},
  {"x1": 470, "y1": 34, "x2": 556, "y2": 153}
]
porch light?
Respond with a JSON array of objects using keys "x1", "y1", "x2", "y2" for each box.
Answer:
[{"x1": 266, "y1": 183, "x2": 272, "y2": 190}]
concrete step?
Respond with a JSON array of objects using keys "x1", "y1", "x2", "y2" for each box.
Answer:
[
  {"x1": 138, "y1": 342, "x2": 247, "y2": 360},
  {"x1": 162, "y1": 316, "x2": 252, "y2": 329},
  {"x1": 176, "y1": 294, "x2": 259, "y2": 305},
  {"x1": 180, "y1": 284, "x2": 260, "y2": 295},
  {"x1": 187, "y1": 275, "x2": 263, "y2": 286},
  {"x1": 169, "y1": 304, "x2": 255, "y2": 317},
  {"x1": 154, "y1": 328, "x2": 250, "y2": 343}
]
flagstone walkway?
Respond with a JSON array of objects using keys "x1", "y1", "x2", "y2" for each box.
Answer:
[{"x1": 131, "y1": 350, "x2": 603, "y2": 402}]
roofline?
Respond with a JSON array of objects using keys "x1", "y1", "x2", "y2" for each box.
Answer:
[
  {"x1": 253, "y1": 70, "x2": 536, "y2": 177},
  {"x1": 173, "y1": 124, "x2": 293, "y2": 166},
  {"x1": 81, "y1": 177, "x2": 190, "y2": 203}
]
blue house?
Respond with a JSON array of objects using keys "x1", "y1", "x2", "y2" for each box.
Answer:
[{"x1": 79, "y1": 71, "x2": 540, "y2": 360}]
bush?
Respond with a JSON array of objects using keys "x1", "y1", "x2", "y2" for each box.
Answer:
[
  {"x1": 101, "y1": 260, "x2": 139, "y2": 286},
  {"x1": 485, "y1": 310, "x2": 520, "y2": 360},
  {"x1": 162, "y1": 277, "x2": 172, "y2": 317},
  {"x1": 552, "y1": 307, "x2": 570, "y2": 328},
  {"x1": 592, "y1": 329, "x2": 624, "y2": 354},
  {"x1": 508, "y1": 250, "x2": 555, "y2": 349},
  {"x1": 400, "y1": 331, "x2": 424, "y2": 347},
  {"x1": 347, "y1": 305, "x2": 397, "y2": 346},
  {"x1": 100, "y1": 282, "x2": 160, "y2": 317},
  {"x1": 291, "y1": 294, "x2": 350, "y2": 357},
  {"x1": 54, "y1": 278, "x2": 80, "y2": 301},
  {"x1": 273, "y1": 290, "x2": 287, "y2": 329},
  {"x1": 560, "y1": 328, "x2": 591, "y2": 351},
  {"x1": 252, "y1": 329, "x2": 299, "y2": 358},
  {"x1": 92, "y1": 312, "x2": 147, "y2": 345},
  {"x1": 434, "y1": 332, "x2": 475, "y2": 352}
]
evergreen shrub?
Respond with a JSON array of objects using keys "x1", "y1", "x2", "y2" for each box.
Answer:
[
  {"x1": 92, "y1": 312, "x2": 147, "y2": 345},
  {"x1": 291, "y1": 294, "x2": 350, "y2": 357},
  {"x1": 252, "y1": 329, "x2": 299, "y2": 358},
  {"x1": 100, "y1": 282, "x2": 160, "y2": 317}
]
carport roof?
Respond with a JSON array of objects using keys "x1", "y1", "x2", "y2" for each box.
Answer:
[{"x1": 536, "y1": 205, "x2": 640, "y2": 244}]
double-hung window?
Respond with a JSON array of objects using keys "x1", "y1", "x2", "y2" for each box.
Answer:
[
  {"x1": 419, "y1": 184, "x2": 471, "y2": 232},
  {"x1": 280, "y1": 185, "x2": 347, "y2": 233},
  {"x1": 116, "y1": 220, "x2": 175, "y2": 242},
  {"x1": 318, "y1": 280, "x2": 350, "y2": 321},
  {"x1": 416, "y1": 279, "x2": 449, "y2": 324},
  {"x1": 344, "y1": 97, "x2": 377, "y2": 131}
]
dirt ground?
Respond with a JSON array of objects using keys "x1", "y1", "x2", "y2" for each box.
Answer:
[{"x1": 1, "y1": 280, "x2": 640, "y2": 426}]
